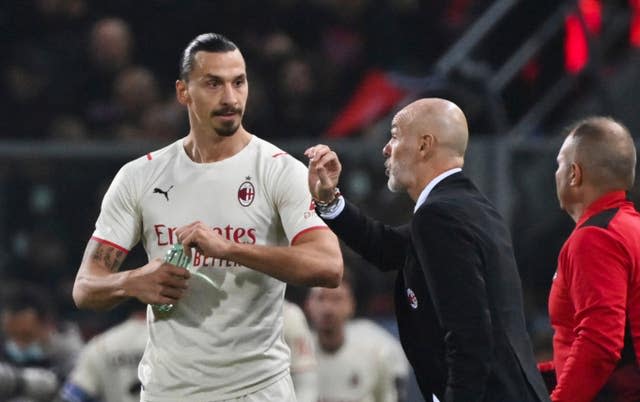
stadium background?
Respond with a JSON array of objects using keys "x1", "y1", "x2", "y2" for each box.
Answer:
[{"x1": 1, "y1": 0, "x2": 640, "y2": 400}]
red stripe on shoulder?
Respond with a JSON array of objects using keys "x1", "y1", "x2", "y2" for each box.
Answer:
[
  {"x1": 291, "y1": 226, "x2": 329, "y2": 245},
  {"x1": 146, "y1": 153, "x2": 153, "y2": 160},
  {"x1": 272, "y1": 152, "x2": 288, "y2": 158},
  {"x1": 90, "y1": 236, "x2": 130, "y2": 253}
]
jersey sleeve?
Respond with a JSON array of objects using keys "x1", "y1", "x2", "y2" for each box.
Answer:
[
  {"x1": 92, "y1": 162, "x2": 142, "y2": 251},
  {"x1": 271, "y1": 156, "x2": 326, "y2": 244}
]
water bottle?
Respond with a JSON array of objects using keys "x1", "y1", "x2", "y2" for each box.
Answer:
[{"x1": 153, "y1": 243, "x2": 191, "y2": 313}]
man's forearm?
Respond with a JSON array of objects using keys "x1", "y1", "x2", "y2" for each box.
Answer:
[
  {"x1": 73, "y1": 269, "x2": 130, "y2": 310},
  {"x1": 224, "y1": 234, "x2": 342, "y2": 287}
]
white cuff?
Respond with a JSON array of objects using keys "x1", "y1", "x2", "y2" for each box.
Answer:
[{"x1": 318, "y1": 196, "x2": 346, "y2": 220}]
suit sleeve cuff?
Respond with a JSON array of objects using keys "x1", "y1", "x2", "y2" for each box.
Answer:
[{"x1": 317, "y1": 196, "x2": 346, "y2": 220}]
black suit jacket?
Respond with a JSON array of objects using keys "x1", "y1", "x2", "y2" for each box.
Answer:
[{"x1": 323, "y1": 172, "x2": 550, "y2": 402}]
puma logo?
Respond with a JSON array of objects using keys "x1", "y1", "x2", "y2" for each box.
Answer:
[{"x1": 153, "y1": 185, "x2": 174, "y2": 201}]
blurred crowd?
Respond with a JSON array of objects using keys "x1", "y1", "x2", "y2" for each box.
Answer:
[{"x1": 0, "y1": 0, "x2": 490, "y2": 142}]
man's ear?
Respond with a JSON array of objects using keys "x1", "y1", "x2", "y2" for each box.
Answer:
[
  {"x1": 176, "y1": 80, "x2": 190, "y2": 105},
  {"x1": 419, "y1": 134, "x2": 434, "y2": 155},
  {"x1": 570, "y1": 162, "x2": 582, "y2": 186}
]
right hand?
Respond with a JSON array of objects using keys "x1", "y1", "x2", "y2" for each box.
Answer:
[
  {"x1": 304, "y1": 144, "x2": 342, "y2": 203},
  {"x1": 124, "y1": 258, "x2": 190, "y2": 305},
  {"x1": 176, "y1": 221, "x2": 233, "y2": 261}
]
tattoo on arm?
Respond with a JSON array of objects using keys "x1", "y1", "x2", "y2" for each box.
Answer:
[
  {"x1": 113, "y1": 250, "x2": 124, "y2": 271},
  {"x1": 91, "y1": 243, "x2": 125, "y2": 272}
]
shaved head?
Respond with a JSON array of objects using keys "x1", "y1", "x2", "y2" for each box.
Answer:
[
  {"x1": 394, "y1": 98, "x2": 469, "y2": 157},
  {"x1": 567, "y1": 117, "x2": 636, "y2": 190},
  {"x1": 384, "y1": 97, "x2": 470, "y2": 199}
]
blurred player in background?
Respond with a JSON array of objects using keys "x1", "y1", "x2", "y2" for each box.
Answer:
[
  {"x1": 306, "y1": 272, "x2": 409, "y2": 402},
  {"x1": 283, "y1": 300, "x2": 318, "y2": 402},
  {"x1": 55, "y1": 300, "x2": 147, "y2": 402}
]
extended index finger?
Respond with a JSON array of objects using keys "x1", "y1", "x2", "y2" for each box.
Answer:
[
  {"x1": 304, "y1": 144, "x2": 331, "y2": 160},
  {"x1": 311, "y1": 149, "x2": 339, "y2": 170}
]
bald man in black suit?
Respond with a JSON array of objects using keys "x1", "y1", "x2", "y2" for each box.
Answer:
[{"x1": 305, "y1": 98, "x2": 550, "y2": 402}]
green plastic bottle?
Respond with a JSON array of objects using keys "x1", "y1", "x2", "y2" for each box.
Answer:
[{"x1": 153, "y1": 243, "x2": 191, "y2": 313}]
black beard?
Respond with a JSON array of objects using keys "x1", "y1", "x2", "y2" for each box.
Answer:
[{"x1": 215, "y1": 121, "x2": 240, "y2": 137}]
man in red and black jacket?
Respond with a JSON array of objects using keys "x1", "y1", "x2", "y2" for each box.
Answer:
[{"x1": 542, "y1": 116, "x2": 640, "y2": 401}]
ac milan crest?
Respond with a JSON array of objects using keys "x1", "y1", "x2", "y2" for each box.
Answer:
[
  {"x1": 407, "y1": 288, "x2": 418, "y2": 309},
  {"x1": 238, "y1": 177, "x2": 255, "y2": 207}
]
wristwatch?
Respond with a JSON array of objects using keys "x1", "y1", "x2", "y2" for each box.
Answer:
[{"x1": 314, "y1": 187, "x2": 341, "y2": 214}]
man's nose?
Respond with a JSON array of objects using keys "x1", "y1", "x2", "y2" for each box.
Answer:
[
  {"x1": 382, "y1": 142, "x2": 391, "y2": 157},
  {"x1": 220, "y1": 83, "x2": 237, "y2": 105}
]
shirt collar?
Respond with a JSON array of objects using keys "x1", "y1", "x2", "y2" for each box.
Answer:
[
  {"x1": 576, "y1": 190, "x2": 628, "y2": 227},
  {"x1": 414, "y1": 168, "x2": 462, "y2": 213}
]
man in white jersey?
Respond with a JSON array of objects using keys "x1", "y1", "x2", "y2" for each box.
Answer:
[
  {"x1": 305, "y1": 274, "x2": 409, "y2": 402},
  {"x1": 283, "y1": 300, "x2": 318, "y2": 402},
  {"x1": 72, "y1": 33, "x2": 343, "y2": 402},
  {"x1": 55, "y1": 301, "x2": 147, "y2": 402}
]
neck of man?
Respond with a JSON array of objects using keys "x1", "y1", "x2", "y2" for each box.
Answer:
[
  {"x1": 317, "y1": 326, "x2": 345, "y2": 354},
  {"x1": 408, "y1": 157, "x2": 463, "y2": 201},
  {"x1": 184, "y1": 127, "x2": 252, "y2": 163},
  {"x1": 568, "y1": 185, "x2": 623, "y2": 223}
]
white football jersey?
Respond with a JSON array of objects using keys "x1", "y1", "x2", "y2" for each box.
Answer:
[
  {"x1": 315, "y1": 320, "x2": 408, "y2": 402},
  {"x1": 68, "y1": 318, "x2": 147, "y2": 402},
  {"x1": 283, "y1": 301, "x2": 316, "y2": 376},
  {"x1": 348, "y1": 320, "x2": 410, "y2": 383},
  {"x1": 92, "y1": 136, "x2": 327, "y2": 401}
]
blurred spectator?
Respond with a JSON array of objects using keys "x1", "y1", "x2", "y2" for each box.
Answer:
[
  {"x1": 88, "y1": 17, "x2": 132, "y2": 75},
  {"x1": 110, "y1": 66, "x2": 161, "y2": 140},
  {"x1": 140, "y1": 99, "x2": 187, "y2": 142},
  {"x1": 83, "y1": 17, "x2": 135, "y2": 134},
  {"x1": 0, "y1": 362, "x2": 59, "y2": 402},
  {"x1": 0, "y1": 0, "x2": 89, "y2": 139},
  {"x1": 114, "y1": 66, "x2": 159, "y2": 121},
  {"x1": 276, "y1": 56, "x2": 329, "y2": 136},
  {"x1": 1, "y1": 48, "x2": 57, "y2": 139},
  {"x1": 49, "y1": 115, "x2": 88, "y2": 141},
  {"x1": 0, "y1": 283, "x2": 84, "y2": 401}
]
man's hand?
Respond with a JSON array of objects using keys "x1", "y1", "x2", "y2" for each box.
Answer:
[
  {"x1": 176, "y1": 221, "x2": 232, "y2": 260},
  {"x1": 304, "y1": 144, "x2": 342, "y2": 203},
  {"x1": 124, "y1": 258, "x2": 190, "y2": 305}
]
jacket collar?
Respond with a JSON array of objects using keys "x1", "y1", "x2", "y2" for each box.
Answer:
[{"x1": 414, "y1": 168, "x2": 462, "y2": 213}]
